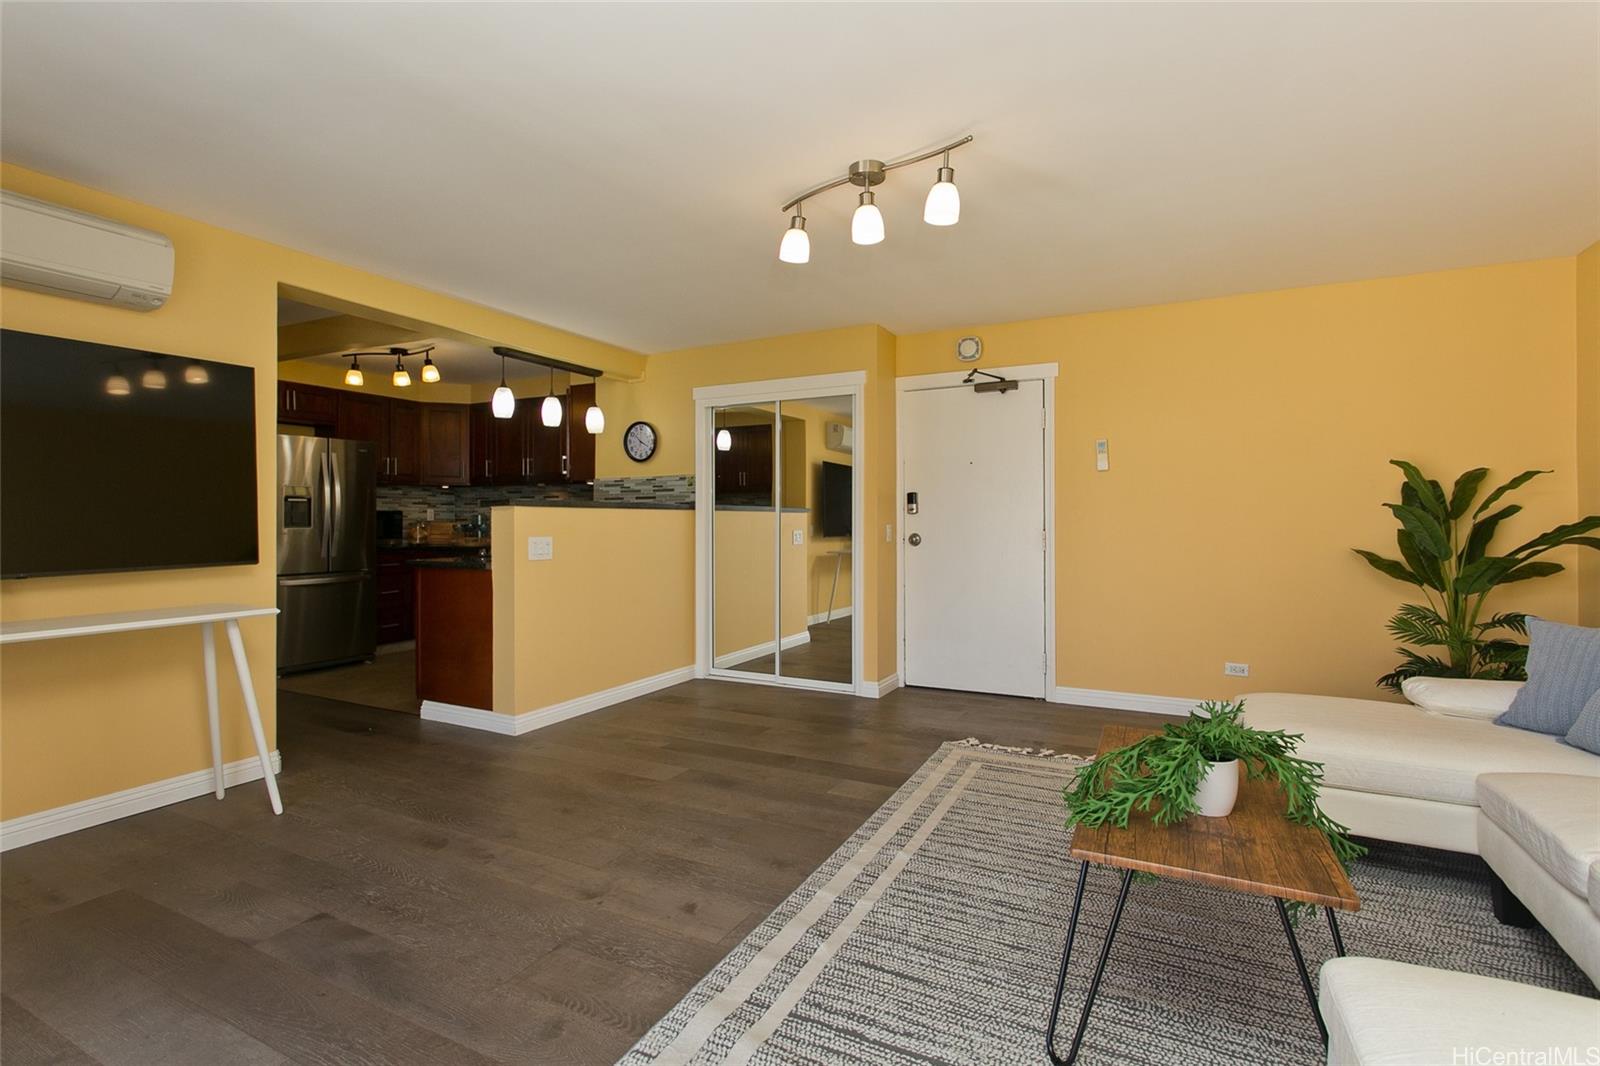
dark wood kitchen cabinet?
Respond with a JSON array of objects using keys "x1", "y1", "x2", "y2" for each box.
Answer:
[
  {"x1": 278, "y1": 381, "x2": 340, "y2": 428},
  {"x1": 419, "y1": 405, "x2": 470, "y2": 485},
  {"x1": 469, "y1": 403, "x2": 494, "y2": 484},
  {"x1": 528, "y1": 398, "x2": 567, "y2": 483},
  {"x1": 335, "y1": 391, "x2": 387, "y2": 446},
  {"x1": 335, "y1": 392, "x2": 422, "y2": 485},
  {"x1": 386, "y1": 401, "x2": 421, "y2": 484},
  {"x1": 376, "y1": 549, "x2": 415, "y2": 644},
  {"x1": 715, "y1": 424, "x2": 773, "y2": 500}
]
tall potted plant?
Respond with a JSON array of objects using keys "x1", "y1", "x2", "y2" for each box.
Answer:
[{"x1": 1354, "y1": 460, "x2": 1600, "y2": 692}]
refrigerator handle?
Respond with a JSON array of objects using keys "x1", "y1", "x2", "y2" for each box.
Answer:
[
  {"x1": 329, "y1": 448, "x2": 344, "y2": 562},
  {"x1": 320, "y1": 451, "x2": 333, "y2": 561}
]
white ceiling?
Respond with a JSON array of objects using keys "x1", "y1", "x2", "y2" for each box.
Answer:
[{"x1": 4, "y1": 4, "x2": 1595, "y2": 353}]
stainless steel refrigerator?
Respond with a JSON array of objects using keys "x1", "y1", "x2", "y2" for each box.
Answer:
[{"x1": 276, "y1": 434, "x2": 377, "y2": 673}]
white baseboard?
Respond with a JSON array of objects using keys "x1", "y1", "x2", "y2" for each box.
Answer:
[
  {"x1": 1051, "y1": 685, "x2": 1199, "y2": 717},
  {"x1": 421, "y1": 664, "x2": 697, "y2": 738},
  {"x1": 0, "y1": 750, "x2": 283, "y2": 853},
  {"x1": 807, "y1": 605, "x2": 854, "y2": 626},
  {"x1": 857, "y1": 673, "x2": 900, "y2": 698},
  {"x1": 713, "y1": 630, "x2": 811, "y2": 670}
]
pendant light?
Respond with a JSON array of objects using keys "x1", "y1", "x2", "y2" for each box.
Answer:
[
  {"x1": 778, "y1": 201, "x2": 810, "y2": 264},
  {"x1": 851, "y1": 189, "x2": 884, "y2": 246},
  {"x1": 105, "y1": 366, "x2": 131, "y2": 397},
  {"x1": 540, "y1": 366, "x2": 562, "y2": 428},
  {"x1": 344, "y1": 354, "x2": 364, "y2": 387},
  {"x1": 392, "y1": 352, "x2": 411, "y2": 388},
  {"x1": 584, "y1": 372, "x2": 605, "y2": 434},
  {"x1": 183, "y1": 362, "x2": 209, "y2": 385},
  {"x1": 491, "y1": 355, "x2": 515, "y2": 419},
  {"x1": 923, "y1": 150, "x2": 960, "y2": 226},
  {"x1": 419, "y1": 351, "x2": 440, "y2": 383},
  {"x1": 141, "y1": 359, "x2": 168, "y2": 389},
  {"x1": 714, "y1": 409, "x2": 732, "y2": 452}
]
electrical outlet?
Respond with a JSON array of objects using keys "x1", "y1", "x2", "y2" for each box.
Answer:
[
  {"x1": 1224, "y1": 662, "x2": 1250, "y2": 678},
  {"x1": 425, "y1": 507, "x2": 434, "y2": 521},
  {"x1": 885, "y1": 524, "x2": 893, "y2": 543},
  {"x1": 527, "y1": 536, "x2": 553, "y2": 561}
]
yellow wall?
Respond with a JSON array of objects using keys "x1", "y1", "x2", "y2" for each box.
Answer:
[
  {"x1": 492, "y1": 506, "x2": 694, "y2": 714},
  {"x1": 897, "y1": 258, "x2": 1583, "y2": 701},
  {"x1": 600, "y1": 325, "x2": 896, "y2": 683},
  {"x1": 1577, "y1": 242, "x2": 1600, "y2": 627},
  {"x1": 0, "y1": 164, "x2": 642, "y2": 821},
  {"x1": 712, "y1": 509, "x2": 808, "y2": 661}
]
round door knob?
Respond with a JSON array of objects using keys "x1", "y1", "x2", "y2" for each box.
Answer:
[{"x1": 908, "y1": 533, "x2": 922, "y2": 546}]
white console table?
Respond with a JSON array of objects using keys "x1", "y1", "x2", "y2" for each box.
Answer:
[{"x1": 0, "y1": 603, "x2": 283, "y2": 815}]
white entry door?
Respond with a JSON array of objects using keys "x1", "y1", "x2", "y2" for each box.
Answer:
[{"x1": 902, "y1": 379, "x2": 1047, "y2": 698}]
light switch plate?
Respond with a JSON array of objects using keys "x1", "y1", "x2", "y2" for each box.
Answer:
[
  {"x1": 792, "y1": 529, "x2": 803, "y2": 545},
  {"x1": 527, "y1": 536, "x2": 553, "y2": 561},
  {"x1": 1224, "y1": 662, "x2": 1250, "y2": 677},
  {"x1": 1095, "y1": 439, "x2": 1110, "y2": 471}
]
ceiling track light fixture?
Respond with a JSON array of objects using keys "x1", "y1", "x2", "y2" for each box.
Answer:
[
  {"x1": 336, "y1": 345, "x2": 437, "y2": 388},
  {"x1": 776, "y1": 134, "x2": 971, "y2": 260}
]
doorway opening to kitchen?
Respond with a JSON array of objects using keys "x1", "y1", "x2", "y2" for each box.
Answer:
[{"x1": 272, "y1": 288, "x2": 602, "y2": 716}]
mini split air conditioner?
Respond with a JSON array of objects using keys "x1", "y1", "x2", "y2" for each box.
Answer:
[
  {"x1": 1, "y1": 190, "x2": 173, "y2": 311},
  {"x1": 826, "y1": 421, "x2": 854, "y2": 453}
]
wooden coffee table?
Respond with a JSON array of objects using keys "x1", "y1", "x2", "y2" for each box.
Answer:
[{"x1": 1046, "y1": 725, "x2": 1361, "y2": 1065}]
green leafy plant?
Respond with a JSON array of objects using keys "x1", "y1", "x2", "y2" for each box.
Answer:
[
  {"x1": 1063, "y1": 700, "x2": 1365, "y2": 867},
  {"x1": 1354, "y1": 460, "x2": 1600, "y2": 692}
]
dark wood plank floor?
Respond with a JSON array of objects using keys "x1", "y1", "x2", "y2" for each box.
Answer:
[
  {"x1": 729, "y1": 617, "x2": 852, "y2": 684},
  {"x1": 1, "y1": 679, "x2": 1172, "y2": 1065}
]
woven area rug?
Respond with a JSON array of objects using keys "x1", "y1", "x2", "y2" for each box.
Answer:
[{"x1": 620, "y1": 740, "x2": 1596, "y2": 1066}]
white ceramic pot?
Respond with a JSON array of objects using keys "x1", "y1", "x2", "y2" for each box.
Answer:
[{"x1": 1194, "y1": 758, "x2": 1241, "y2": 817}]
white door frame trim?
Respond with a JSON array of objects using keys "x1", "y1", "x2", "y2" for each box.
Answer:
[
  {"x1": 693, "y1": 370, "x2": 867, "y2": 695},
  {"x1": 895, "y1": 362, "x2": 1059, "y2": 697}
]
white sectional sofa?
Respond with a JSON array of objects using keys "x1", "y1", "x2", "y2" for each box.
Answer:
[
  {"x1": 1243, "y1": 685, "x2": 1600, "y2": 1061},
  {"x1": 1476, "y1": 772, "x2": 1600, "y2": 985},
  {"x1": 1319, "y1": 957, "x2": 1600, "y2": 1065},
  {"x1": 1241, "y1": 692, "x2": 1600, "y2": 855}
]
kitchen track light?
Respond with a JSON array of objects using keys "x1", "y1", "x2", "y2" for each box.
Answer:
[{"x1": 776, "y1": 134, "x2": 971, "y2": 261}]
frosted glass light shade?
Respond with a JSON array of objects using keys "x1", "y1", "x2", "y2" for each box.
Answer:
[
  {"x1": 585, "y1": 404, "x2": 605, "y2": 434},
  {"x1": 541, "y1": 394, "x2": 562, "y2": 427},
  {"x1": 778, "y1": 221, "x2": 810, "y2": 264},
  {"x1": 344, "y1": 365, "x2": 364, "y2": 386},
  {"x1": 105, "y1": 373, "x2": 131, "y2": 397},
  {"x1": 851, "y1": 200, "x2": 884, "y2": 245},
  {"x1": 141, "y1": 366, "x2": 167, "y2": 389},
  {"x1": 392, "y1": 366, "x2": 411, "y2": 388},
  {"x1": 420, "y1": 358, "x2": 440, "y2": 383},
  {"x1": 491, "y1": 385, "x2": 515, "y2": 419},
  {"x1": 923, "y1": 179, "x2": 960, "y2": 226},
  {"x1": 715, "y1": 428, "x2": 732, "y2": 452},
  {"x1": 184, "y1": 364, "x2": 210, "y2": 385}
]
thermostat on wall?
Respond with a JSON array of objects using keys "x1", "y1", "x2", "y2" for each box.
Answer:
[{"x1": 956, "y1": 336, "x2": 982, "y2": 362}]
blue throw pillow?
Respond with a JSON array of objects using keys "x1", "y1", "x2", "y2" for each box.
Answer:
[
  {"x1": 1566, "y1": 689, "x2": 1600, "y2": 755},
  {"x1": 1496, "y1": 618, "x2": 1600, "y2": 735}
]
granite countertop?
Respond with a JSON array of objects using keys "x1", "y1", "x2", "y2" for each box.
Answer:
[
  {"x1": 377, "y1": 538, "x2": 491, "y2": 551},
  {"x1": 509, "y1": 499, "x2": 693, "y2": 510},
  {"x1": 410, "y1": 556, "x2": 491, "y2": 571},
  {"x1": 504, "y1": 500, "x2": 806, "y2": 513}
]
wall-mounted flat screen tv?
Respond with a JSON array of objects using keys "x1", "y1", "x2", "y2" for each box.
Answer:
[
  {"x1": 820, "y1": 460, "x2": 852, "y2": 538},
  {"x1": 1, "y1": 329, "x2": 258, "y2": 579}
]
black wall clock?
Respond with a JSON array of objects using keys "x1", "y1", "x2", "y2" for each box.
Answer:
[{"x1": 623, "y1": 421, "x2": 658, "y2": 463}]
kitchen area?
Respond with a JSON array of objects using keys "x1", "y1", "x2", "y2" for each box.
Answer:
[{"x1": 273, "y1": 298, "x2": 608, "y2": 716}]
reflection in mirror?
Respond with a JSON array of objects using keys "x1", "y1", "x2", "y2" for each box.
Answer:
[
  {"x1": 712, "y1": 403, "x2": 777, "y2": 676},
  {"x1": 775, "y1": 395, "x2": 853, "y2": 685}
]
